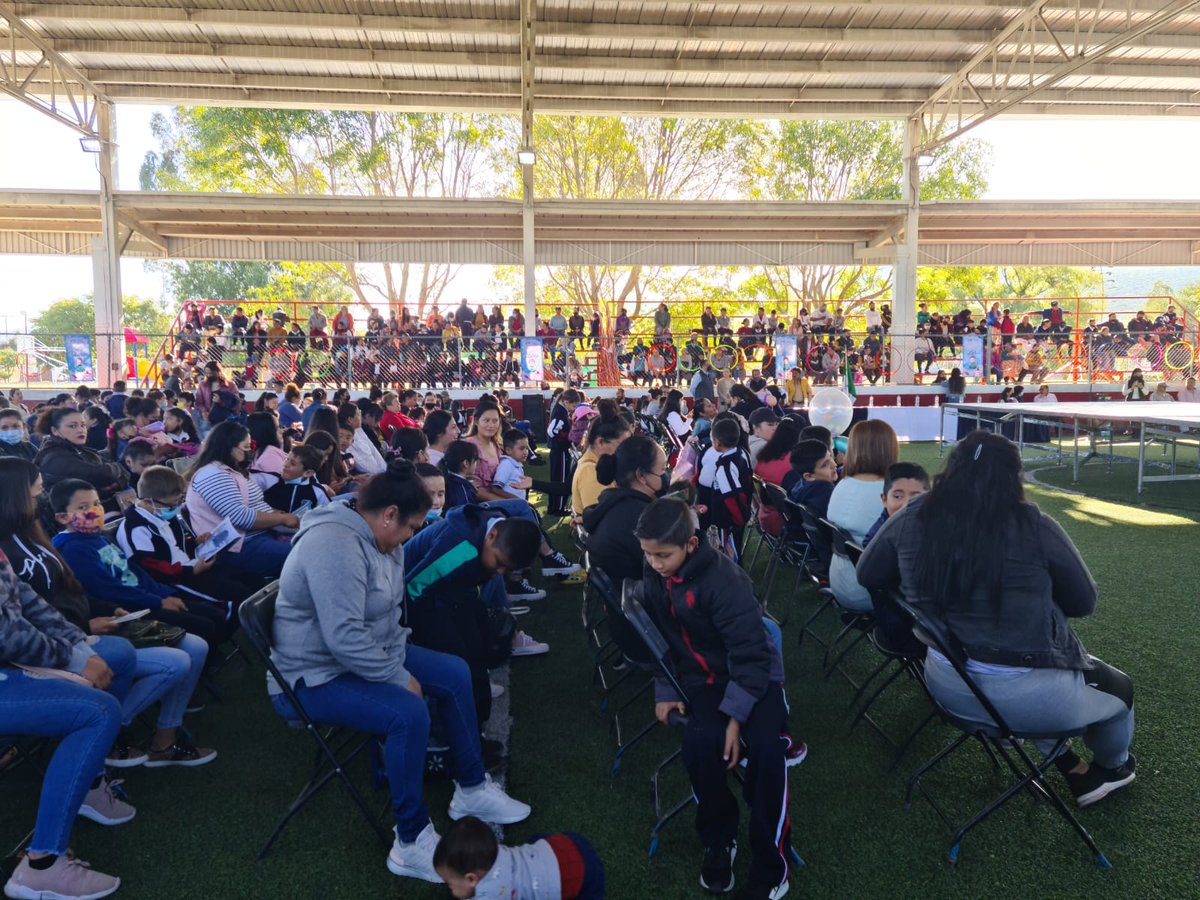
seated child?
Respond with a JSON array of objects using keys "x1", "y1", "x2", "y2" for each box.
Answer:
[
  {"x1": 787, "y1": 439, "x2": 838, "y2": 519},
  {"x1": 433, "y1": 815, "x2": 605, "y2": 900},
  {"x1": 635, "y1": 497, "x2": 796, "y2": 900},
  {"x1": 416, "y1": 462, "x2": 446, "y2": 526},
  {"x1": 261, "y1": 444, "x2": 333, "y2": 515},
  {"x1": 862, "y1": 462, "x2": 929, "y2": 546},
  {"x1": 442, "y1": 440, "x2": 481, "y2": 509},
  {"x1": 50, "y1": 477, "x2": 231, "y2": 652},
  {"x1": 694, "y1": 417, "x2": 752, "y2": 554},
  {"x1": 493, "y1": 429, "x2": 533, "y2": 501},
  {"x1": 391, "y1": 426, "x2": 430, "y2": 464}
]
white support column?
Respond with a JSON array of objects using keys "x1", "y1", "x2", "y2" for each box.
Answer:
[
  {"x1": 520, "y1": 0, "x2": 536, "y2": 338},
  {"x1": 890, "y1": 116, "x2": 919, "y2": 387},
  {"x1": 92, "y1": 100, "x2": 123, "y2": 387}
]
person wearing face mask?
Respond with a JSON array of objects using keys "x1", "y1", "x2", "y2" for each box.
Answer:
[
  {"x1": 0, "y1": 407, "x2": 35, "y2": 461},
  {"x1": 116, "y1": 466, "x2": 252, "y2": 646},
  {"x1": 270, "y1": 459, "x2": 533, "y2": 885},
  {"x1": 582, "y1": 435, "x2": 671, "y2": 587},
  {"x1": 184, "y1": 421, "x2": 299, "y2": 580},
  {"x1": 33, "y1": 407, "x2": 129, "y2": 506},
  {"x1": 260, "y1": 444, "x2": 333, "y2": 515}
]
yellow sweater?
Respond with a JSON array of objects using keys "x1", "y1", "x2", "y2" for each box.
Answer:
[{"x1": 571, "y1": 449, "x2": 605, "y2": 514}]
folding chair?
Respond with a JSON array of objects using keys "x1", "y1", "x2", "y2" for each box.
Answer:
[
  {"x1": 743, "y1": 476, "x2": 772, "y2": 575},
  {"x1": 237, "y1": 582, "x2": 391, "y2": 859},
  {"x1": 791, "y1": 501, "x2": 836, "y2": 652},
  {"x1": 895, "y1": 596, "x2": 1111, "y2": 868},
  {"x1": 820, "y1": 522, "x2": 875, "y2": 685},
  {"x1": 587, "y1": 567, "x2": 660, "y2": 774}
]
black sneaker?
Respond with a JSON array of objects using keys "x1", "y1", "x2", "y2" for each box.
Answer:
[
  {"x1": 700, "y1": 840, "x2": 737, "y2": 894},
  {"x1": 1066, "y1": 754, "x2": 1136, "y2": 808}
]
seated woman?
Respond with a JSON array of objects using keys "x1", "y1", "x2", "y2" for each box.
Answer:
[
  {"x1": 269, "y1": 459, "x2": 531, "y2": 884},
  {"x1": 582, "y1": 434, "x2": 668, "y2": 585},
  {"x1": 32, "y1": 407, "x2": 128, "y2": 507},
  {"x1": 826, "y1": 419, "x2": 898, "y2": 612},
  {"x1": 0, "y1": 407, "x2": 36, "y2": 461},
  {"x1": 857, "y1": 432, "x2": 1136, "y2": 808},
  {"x1": 185, "y1": 422, "x2": 300, "y2": 580},
  {"x1": 571, "y1": 400, "x2": 631, "y2": 517},
  {"x1": 752, "y1": 417, "x2": 802, "y2": 538}
]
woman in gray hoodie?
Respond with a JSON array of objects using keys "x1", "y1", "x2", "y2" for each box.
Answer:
[{"x1": 268, "y1": 459, "x2": 532, "y2": 886}]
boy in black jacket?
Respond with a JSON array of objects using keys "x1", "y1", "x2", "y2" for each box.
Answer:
[
  {"x1": 545, "y1": 389, "x2": 580, "y2": 514},
  {"x1": 636, "y1": 497, "x2": 796, "y2": 900}
]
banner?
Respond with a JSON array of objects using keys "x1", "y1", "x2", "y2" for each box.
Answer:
[
  {"x1": 520, "y1": 337, "x2": 544, "y2": 383},
  {"x1": 64, "y1": 334, "x2": 95, "y2": 382},
  {"x1": 961, "y1": 333, "x2": 985, "y2": 380},
  {"x1": 775, "y1": 335, "x2": 798, "y2": 373}
]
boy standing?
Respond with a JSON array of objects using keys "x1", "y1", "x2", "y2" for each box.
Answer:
[
  {"x1": 635, "y1": 497, "x2": 794, "y2": 900},
  {"x1": 695, "y1": 418, "x2": 753, "y2": 555},
  {"x1": 546, "y1": 389, "x2": 581, "y2": 514}
]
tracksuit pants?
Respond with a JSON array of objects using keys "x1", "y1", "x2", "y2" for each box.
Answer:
[
  {"x1": 681, "y1": 681, "x2": 792, "y2": 892},
  {"x1": 548, "y1": 441, "x2": 573, "y2": 514}
]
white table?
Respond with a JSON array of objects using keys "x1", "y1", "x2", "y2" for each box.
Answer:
[{"x1": 866, "y1": 405, "x2": 944, "y2": 441}]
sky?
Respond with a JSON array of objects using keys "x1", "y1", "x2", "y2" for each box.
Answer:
[{"x1": 2, "y1": 99, "x2": 1200, "y2": 333}]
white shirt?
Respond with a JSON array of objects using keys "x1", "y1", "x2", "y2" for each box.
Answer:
[
  {"x1": 1033, "y1": 392, "x2": 1058, "y2": 403},
  {"x1": 350, "y1": 427, "x2": 387, "y2": 474},
  {"x1": 1178, "y1": 387, "x2": 1200, "y2": 403},
  {"x1": 665, "y1": 411, "x2": 690, "y2": 438},
  {"x1": 865, "y1": 309, "x2": 883, "y2": 328},
  {"x1": 1149, "y1": 390, "x2": 1176, "y2": 402}
]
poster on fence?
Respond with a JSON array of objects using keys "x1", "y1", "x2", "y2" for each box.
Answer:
[
  {"x1": 775, "y1": 335, "x2": 798, "y2": 373},
  {"x1": 520, "y1": 337, "x2": 544, "y2": 383},
  {"x1": 64, "y1": 334, "x2": 95, "y2": 382},
  {"x1": 961, "y1": 333, "x2": 985, "y2": 380}
]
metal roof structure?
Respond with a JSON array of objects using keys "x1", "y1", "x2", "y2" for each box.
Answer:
[{"x1": 3, "y1": 190, "x2": 1199, "y2": 268}]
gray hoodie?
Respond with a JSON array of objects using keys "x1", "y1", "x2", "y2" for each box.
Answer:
[
  {"x1": 269, "y1": 501, "x2": 411, "y2": 695},
  {"x1": 472, "y1": 841, "x2": 563, "y2": 899}
]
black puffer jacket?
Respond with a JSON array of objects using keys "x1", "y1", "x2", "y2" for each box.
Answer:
[
  {"x1": 33, "y1": 435, "x2": 128, "y2": 500},
  {"x1": 582, "y1": 486, "x2": 652, "y2": 586},
  {"x1": 640, "y1": 541, "x2": 777, "y2": 724}
]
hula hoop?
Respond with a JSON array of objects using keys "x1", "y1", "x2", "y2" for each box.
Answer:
[
  {"x1": 647, "y1": 342, "x2": 678, "y2": 374},
  {"x1": 1163, "y1": 341, "x2": 1195, "y2": 371},
  {"x1": 708, "y1": 345, "x2": 739, "y2": 373}
]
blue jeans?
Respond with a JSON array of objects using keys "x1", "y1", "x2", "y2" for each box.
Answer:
[
  {"x1": 283, "y1": 645, "x2": 485, "y2": 842},
  {"x1": 93, "y1": 634, "x2": 206, "y2": 729},
  {"x1": 0, "y1": 668, "x2": 122, "y2": 855},
  {"x1": 225, "y1": 530, "x2": 292, "y2": 579},
  {"x1": 924, "y1": 653, "x2": 1135, "y2": 770}
]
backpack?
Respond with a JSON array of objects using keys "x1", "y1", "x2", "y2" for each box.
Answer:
[{"x1": 208, "y1": 387, "x2": 242, "y2": 424}]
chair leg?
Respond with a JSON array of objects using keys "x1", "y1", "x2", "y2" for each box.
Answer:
[
  {"x1": 848, "y1": 656, "x2": 896, "y2": 714},
  {"x1": 797, "y1": 592, "x2": 834, "y2": 654},
  {"x1": 905, "y1": 732, "x2": 972, "y2": 811},
  {"x1": 888, "y1": 708, "x2": 939, "y2": 772},
  {"x1": 849, "y1": 659, "x2": 907, "y2": 731},
  {"x1": 823, "y1": 620, "x2": 872, "y2": 683},
  {"x1": 612, "y1": 717, "x2": 660, "y2": 776}
]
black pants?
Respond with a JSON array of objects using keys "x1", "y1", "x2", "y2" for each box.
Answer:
[
  {"x1": 681, "y1": 682, "x2": 792, "y2": 891},
  {"x1": 150, "y1": 601, "x2": 235, "y2": 656},
  {"x1": 548, "y1": 443, "x2": 573, "y2": 514},
  {"x1": 407, "y1": 597, "x2": 491, "y2": 727}
]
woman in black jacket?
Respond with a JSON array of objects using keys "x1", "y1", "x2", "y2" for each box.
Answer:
[
  {"x1": 33, "y1": 407, "x2": 128, "y2": 505},
  {"x1": 856, "y1": 431, "x2": 1136, "y2": 809},
  {"x1": 581, "y1": 435, "x2": 667, "y2": 586}
]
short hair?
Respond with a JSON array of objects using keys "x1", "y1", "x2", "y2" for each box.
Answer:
[
  {"x1": 289, "y1": 444, "x2": 324, "y2": 473},
  {"x1": 441, "y1": 439, "x2": 479, "y2": 474},
  {"x1": 433, "y1": 817, "x2": 498, "y2": 877},
  {"x1": 122, "y1": 438, "x2": 157, "y2": 465},
  {"x1": 414, "y1": 462, "x2": 442, "y2": 481},
  {"x1": 634, "y1": 496, "x2": 698, "y2": 548},
  {"x1": 501, "y1": 428, "x2": 528, "y2": 451},
  {"x1": 492, "y1": 517, "x2": 540, "y2": 568},
  {"x1": 843, "y1": 420, "x2": 899, "y2": 479},
  {"x1": 49, "y1": 478, "x2": 97, "y2": 513},
  {"x1": 789, "y1": 440, "x2": 832, "y2": 477},
  {"x1": 112, "y1": 380, "x2": 126, "y2": 392},
  {"x1": 710, "y1": 417, "x2": 741, "y2": 450},
  {"x1": 137, "y1": 465, "x2": 185, "y2": 500},
  {"x1": 884, "y1": 462, "x2": 930, "y2": 493},
  {"x1": 799, "y1": 425, "x2": 833, "y2": 450},
  {"x1": 0, "y1": 408, "x2": 22, "y2": 425},
  {"x1": 560, "y1": 389, "x2": 582, "y2": 405}
]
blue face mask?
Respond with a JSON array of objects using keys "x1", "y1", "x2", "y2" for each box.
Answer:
[
  {"x1": 154, "y1": 504, "x2": 182, "y2": 522},
  {"x1": 0, "y1": 430, "x2": 21, "y2": 445},
  {"x1": 285, "y1": 476, "x2": 307, "y2": 485},
  {"x1": 425, "y1": 507, "x2": 442, "y2": 523}
]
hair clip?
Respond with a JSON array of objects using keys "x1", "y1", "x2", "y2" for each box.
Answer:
[{"x1": 973, "y1": 444, "x2": 983, "y2": 461}]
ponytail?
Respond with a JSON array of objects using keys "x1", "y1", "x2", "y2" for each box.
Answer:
[{"x1": 586, "y1": 398, "x2": 629, "y2": 447}]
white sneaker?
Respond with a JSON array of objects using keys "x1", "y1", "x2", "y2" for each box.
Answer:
[
  {"x1": 77, "y1": 777, "x2": 136, "y2": 826},
  {"x1": 386, "y1": 822, "x2": 444, "y2": 883},
  {"x1": 490, "y1": 681, "x2": 505, "y2": 699},
  {"x1": 511, "y1": 630, "x2": 549, "y2": 657},
  {"x1": 448, "y1": 774, "x2": 531, "y2": 825}
]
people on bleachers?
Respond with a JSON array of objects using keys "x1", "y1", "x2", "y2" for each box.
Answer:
[
  {"x1": 269, "y1": 460, "x2": 531, "y2": 884},
  {"x1": 857, "y1": 431, "x2": 1137, "y2": 809}
]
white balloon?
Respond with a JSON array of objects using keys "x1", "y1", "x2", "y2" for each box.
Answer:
[{"x1": 809, "y1": 387, "x2": 855, "y2": 435}]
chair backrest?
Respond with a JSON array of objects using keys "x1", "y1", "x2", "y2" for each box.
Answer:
[
  {"x1": 237, "y1": 580, "x2": 315, "y2": 723},
  {"x1": 589, "y1": 565, "x2": 653, "y2": 664},
  {"x1": 620, "y1": 581, "x2": 691, "y2": 706},
  {"x1": 762, "y1": 483, "x2": 789, "y2": 518},
  {"x1": 169, "y1": 456, "x2": 192, "y2": 475},
  {"x1": 792, "y1": 500, "x2": 831, "y2": 572},
  {"x1": 821, "y1": 517, "x2": 859, "y2": 566}
]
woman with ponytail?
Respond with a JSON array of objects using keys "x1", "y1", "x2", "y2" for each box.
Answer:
[
  {"x1": 581, "y1": 434, "x2": 669, "y2": 585},
  {"x1": 270, "y1": 458, "x2": 532, "y2": 884},
  {"x1": 569, "y1": 398, "x2": 631, "y2": 516}
]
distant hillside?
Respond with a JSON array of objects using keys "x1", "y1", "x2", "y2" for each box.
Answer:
[{"x1": 1103, "y1": 267, "x2": 1200, "y2": 308}]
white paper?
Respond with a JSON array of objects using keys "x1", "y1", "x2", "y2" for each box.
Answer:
[
  {"x1": 111, "y1": 608, "x2": 151, "y2": 625},
  {"x1": 196, "y1": 516, "x2": 239, "y2": 560}
]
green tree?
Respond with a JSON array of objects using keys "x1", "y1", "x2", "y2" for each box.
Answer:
[
  {"x1": 746, "y1": 121, "x2": 991, "y2": 310},
  {"x1": 142, "y1": 107, "x2": 504, "y2": 317},
  {"x1": 156, "y1": 260, "x2": 277, "y2": 303},
  {"x1": 917, "y1": 265, "x2": 1105, "y2": 321},
  {"x1": 31, "y1": 296, "x2": 173, "y2": 339}
]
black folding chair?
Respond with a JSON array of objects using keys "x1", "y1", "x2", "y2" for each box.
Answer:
[
  {"x1": 238, "y1": 582, "x2": 391, "y2": 859},
  {"x1": 819, "y1": 520, "x2": 875, "y2": 683},
  {"x1": 895, "y1": 596, "x2": 1111, "y2": 868}
]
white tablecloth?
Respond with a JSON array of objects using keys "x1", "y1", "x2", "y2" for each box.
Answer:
[{"x1": 866, "y1": 405, "x2": 945, "y2": 441}]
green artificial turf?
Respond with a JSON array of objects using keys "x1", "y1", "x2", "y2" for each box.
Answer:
[{"x1": 2, "y1": 442, "x2": 1197, "y2": 899}]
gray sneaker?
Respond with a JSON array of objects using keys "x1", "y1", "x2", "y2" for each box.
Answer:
[
  {"x1": 386, "y1": 822, "x2": 444, "y2": 883},
  {"x1": 4, "y1": 854, "x2": 120, "y2": 899},
  {"x1": 77, "y1": 777, "x2": 136, "y2": 826}
]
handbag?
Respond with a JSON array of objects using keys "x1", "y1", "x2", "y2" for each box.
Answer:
[
  {"x1": 483, "y1": 607, "x2": 516, "y2": 669},
  {"x1": 118, "y1": 618, "x2": 187, "y2": 648}
]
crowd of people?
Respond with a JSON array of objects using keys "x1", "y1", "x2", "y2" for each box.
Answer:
[
  {"x1": 150, "y1": 299, "x2": 1194, "y2": 395},
  {"x1": 0, "y1": 359, "x2": 1139, "y2": 899}
]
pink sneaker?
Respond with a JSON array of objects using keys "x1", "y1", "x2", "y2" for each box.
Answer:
[
  {"x1": 77, "y1": 777, "x2": 136, "y2": 826},
  {"x1": 4, "y1": 854, "x2": 120, "y2": 899},
  {"x1": 511, "y1": 630, "x2": 549, "y2": 657}
]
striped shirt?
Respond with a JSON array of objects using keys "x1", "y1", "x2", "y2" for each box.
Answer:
[{"x1": 189, "y1": 463, "x2": 273, "y2": 531}]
